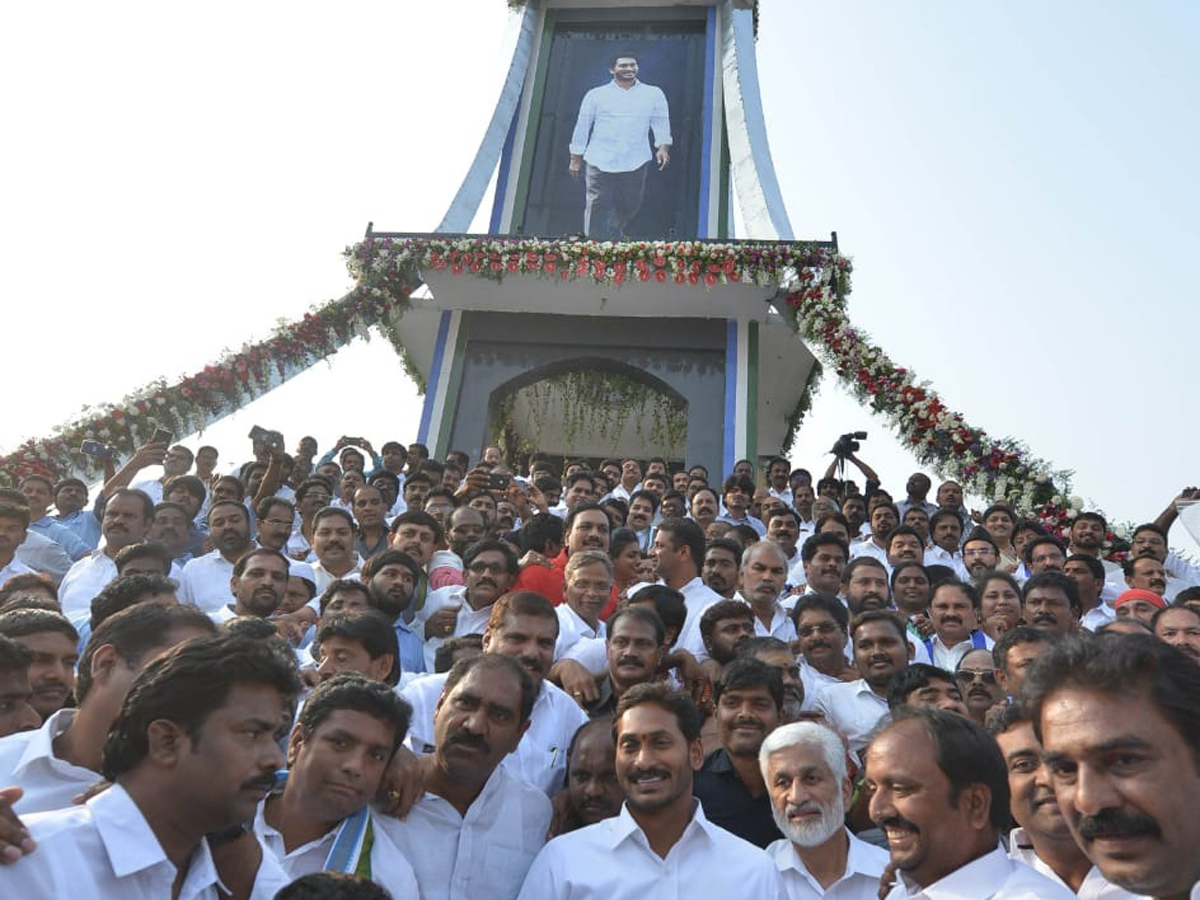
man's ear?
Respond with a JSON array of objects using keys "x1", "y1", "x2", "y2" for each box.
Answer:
[
  {"x1": 285, "y1": 722, "x2": 305, "y2": 768},
  {"x1": 89, "y1": 643, "x2": 121, "y2": 686},
  {"x1": 959, "y1": 782, "x2": 993, "y2": 831},
  {"x1": 689, "y1": 738, "x2": 704, "y2": 772},
  {"x1": 146, "y1": 718, "x2": 188, "y2": 767}
]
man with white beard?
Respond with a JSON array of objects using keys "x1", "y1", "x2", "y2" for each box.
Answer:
[{"x1": 760, "y1": 722, "x2": 889, "y2": 899}]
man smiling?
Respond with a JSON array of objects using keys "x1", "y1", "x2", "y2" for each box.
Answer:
[{"x1": 866, "y1": 708, "x2": 1074, "y2": 899}]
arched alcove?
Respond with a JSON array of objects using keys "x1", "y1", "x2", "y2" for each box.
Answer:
[{"x1": 489, "y1": 357, "x2": 689, "y2": 463}]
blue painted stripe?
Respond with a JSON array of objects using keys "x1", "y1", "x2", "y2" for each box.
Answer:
[
  {"x1": 698, "y1": 6, "x2": 717, "y2": 238},
  {"x1": 417, "y1": 311, "x2": 453, "y2": 443},
  {"x1": 489, "y1": 108, "x2": 520, "y2": 234},
  {"x1": 723, "y1": 318, "x2": 737, "y2": 475}
]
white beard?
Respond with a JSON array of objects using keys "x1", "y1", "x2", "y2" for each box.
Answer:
[{"x1": 771, "y1": 793, "x2": 844, "y2": 847}]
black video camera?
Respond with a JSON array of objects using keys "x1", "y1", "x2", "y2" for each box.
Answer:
[{"x1": 831, "y1": 431, "x2": 867, "y2": 458}]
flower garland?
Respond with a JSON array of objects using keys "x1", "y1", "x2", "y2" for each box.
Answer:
[
  {"x1": 778, "y1": 283, "x2": 1073, "y2": 512},
  {"x1": 0, "y1": 287, "x2": 413, "y2": 485}
]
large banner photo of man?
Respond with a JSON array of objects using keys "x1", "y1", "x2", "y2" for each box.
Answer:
[{"x1": 519, "y1": 22, "x2": 706, "y2": 240}]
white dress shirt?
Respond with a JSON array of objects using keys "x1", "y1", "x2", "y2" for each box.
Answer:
[
  {"x1": 178, "y1": 549, "x2": 238, "y2": 614},
  {"x1": 675, "y1": 576, "x2": 726, "y2": 659},
  {"x1": 517, "y1": 799, "x2": 782, "y2": 899},
  {"x1": 555, "y1": 603, "x2": 606, "y2": 660},
  {"x1": 812, "y1": 678, "x2": 890, "y2": 758},
  {"x1": 0, "y1": 708, "x2": 99, "y2": 813},
  {"x1": 58, "y1": 549, "x2": 119, "y2": 624},
  {"x1": 1007, "y1": 827, "x2": 1148, "y2": 899},
  {"x1": 884, "y1": 844, "x2": 1076, "y2": 899},
  {"x1": 310, "y1": 556, "x2": 363, "y2": 599},
  {"x1": 416, "y1": 585, "x2": 494, "y2": 671},
  {"x1": 927, "y1": 632, "x2": 994, "y2": 672},
  {"x1": 786, "y1": 550, "x2": 808, "y2": 589},
  {"x1": 380, "y1": 762, "x2": 551, "y2": 900},
  {"x1": 923, "y1": 546, "x2": 970, "y2": 581},
  {"x1": 400, "y1": 672, "x2": 587, "y2": 796},
  {"x1": 850, "y1": 540, "x2": 889, "y2": 565},
  {"x1": 799, "y1": 660, "x2": 845, "y2": 713},
  {"x1": 1081, "y1": 601, "x2": 1117, "y2": 632},
  {"x1": 747, "y1": 598, "x2": 798, "y2": 643},
  {"x1": 254, "y1": 802, "x2": 420, "y2": 899},
  {"x1": 0, "y1": 556, "x2": 36, "y2": 587},
  {"x1": 770, "y1": 828, "x2": 890, "y2": 900},
  {"x1": 4, "y1": 783, "x2": 289, "y2": 900}
]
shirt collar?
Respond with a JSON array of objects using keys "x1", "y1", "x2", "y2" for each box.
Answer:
[
  {"x1": 609, "y1": 798, "x2": 716, "y2": 853},
  {"x1": 897, "y1": 844, "x2": 1010, "y2": 898},
  {"x1": 13, "y1": 708, "x2": 76, "y2": 777},
  {"x1": 91, "y1": 783, "x2": 224, "y2": 894}
]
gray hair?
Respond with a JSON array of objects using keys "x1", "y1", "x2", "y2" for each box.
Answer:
[
  {"x1": 565, "y1": 550, "x2": 614, "y2": 580},
  {"x1": 758, "y1": 721, "x2": 847, "y2": 785},
  {"x1": 741, "y1": 540, "x2": 789, "y2": 571}
]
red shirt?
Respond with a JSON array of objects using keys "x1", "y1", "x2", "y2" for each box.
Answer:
[{"x1": 512, "y1": 549, "x2": 620, "y2": 619}]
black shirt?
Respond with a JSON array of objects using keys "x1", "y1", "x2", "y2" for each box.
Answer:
[{"x1": 692, "y1": 748, "x2": 779, "y2": 848}]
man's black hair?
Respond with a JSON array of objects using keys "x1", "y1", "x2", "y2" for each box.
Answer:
[
  {"x1": 389, "y1": 509, "x2": 443, "y2": 543},
  {"x1": 713, "y1": 657, "x2": 783, "y2": 711},
  {"x1": 102, "y1": 635, "x2": 302, "y2": 780},
  {"x1": 443, "y1": 654, "x2": 535, "y2": 726},
  {"x1": 790, "y1": 591, "x2": 849, "y2": 633},
  {"x1": 297, "y1": 672, "x2": 410, "y2": 752},
  {"x1": 0, "y1": 634, "x2": 32, "y2": 675},
  {"x1": 78, "y1": 603, "x2": 215, "y2": 704},
  {"x1": 1022, "y1": 570, "x2": 1080, "y2": 613},
  {"x1": 316, "y1": 612, "x2": 402, "y2": 686},
  {"x1": 615, "y1": 681, "x2": 701, "y2": 743},
  {"x1": 520, "y1": 514, "x2": 564, "y2": 555},
  {"x1": 699, "y1": 599, "x2": 755, "y2": 644},
  {"x1": 318, "y1": 579, "x2": 372, "y2": 617},
  {"x1": 90, "y1": 574, "x2": 178, "y2": 631},
  {"x1": 361, "y1": 549, "x2": 421, "y2": 584},
  {"x1": 656, "y1": 517, "x2": 706, "y2": 576},
  {"x1": 886, "y1": 663, "x2": 959, "y2": 711},
  {"x1": 608, "y1": 604, "x2": 666, "y2": 648},
  {"x1": 800, "y1": 532, "x2": 849, "y2": 564},
  {"x1": 433, "y1": 634, "x2": 483, "y2": 674},
  {"x1": 991, "y1": 625, "x2": 1051, "y2": 672},
  {"x1": 1022, "y1": 632, "x2": 1200, "y2": 768},
  {"x1": 626, "y1": 585, "x2": 684, "y2": 642},
  {"x1": 0, "y1": 608, "x2": 78, "y2": 644},
  {"x1": 462, "y1": 539, "x2": 519, "y2": 576}
]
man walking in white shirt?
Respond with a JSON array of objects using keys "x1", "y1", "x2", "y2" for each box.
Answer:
[
  {"x1": 3, "y1": 633, "x2": 299, "y2": 899},
  {"x1": 517, "y1": 681, "x2": 781, "y2": 899},
  {"x1": 865, "y1": 707, "x2": 1074, "y2": 900},
  {"x1": 568, "y1": 52, "x2": 671, "y2": 239},
  {"x1": 761, "y1": 720, "x2": 889, "y2": 899}
]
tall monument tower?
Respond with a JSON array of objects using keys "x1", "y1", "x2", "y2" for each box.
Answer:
[{"x1": 367, "y1": 0, "x2": 834, "y2": 476}]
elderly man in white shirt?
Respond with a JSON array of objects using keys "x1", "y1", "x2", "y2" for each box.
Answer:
[
  {"x1": 517, "y1": 681, "x2": 781, "y2": 900},
  {"x1": 865, "y1": 708, "x2": 1074, "y2": 900},
  {"x1": 761, "y1": 721, "x2": 889, "y2": 900},
  {"x1": 567, "y1": 50, "x2": 671, "y2": 239},
  {"x1": 2, "y1": 632, "x2": 300, "y2": 900},
  {"x1": 380, "y1": 654, "x2": 551, "y2": 900},
  {"x1": 402, "y1": 591, "x2": 586, "y2": 796}
]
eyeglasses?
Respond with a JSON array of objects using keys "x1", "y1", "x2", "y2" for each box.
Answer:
[
  {"x1": 798, "y1": 623, "x2": 840, "y2": 638},
  {"x1": 263, "y1": 519, "x2": 293, "y2": 528},
  {"x1": 955, "y1": 669, "x2": 998, "y2": 685},
  {"x1": 963, "y1": 548, "x2": 995, "y2": 558},
  {"x1": 468, "y1": 561, "x2": 509, "y2": 576}
]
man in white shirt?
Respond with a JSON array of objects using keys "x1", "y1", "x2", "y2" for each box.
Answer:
[
  {"x1": 988, "y1": 703, "x2": 1144, "y2": 899},
  {"x1": 0, "y1": 609, "x2": 78, "y2": 722},
  {"x1": 0, "y1": 603, "x2": 216, "y2": 813},
  {"x1": 1024, "y1": 633, "x2": 1200, "y2": 900},
  {"x1": 813, "y1": 611, "x2": 913, "y2": 759},
  {"x1": 130, "y1": 444, "x2": 196, "y2": 506},
  {"x1": 178, "y1": 500, "x2": 256, "y2": 614},
  {"x1": 924, "y1": 580, "x2": 994, "y2": 671},
  {"x1": 2, "y1": 632, "x2": 299, "y2": 899},
  {"x1": 418, "y1": 538, "x2": 518, "y2": 672},
  {"x1": 761, "y1": 720, "x2": 889, "y2": 899},
  {"x1": 851, "y1": 503, "x2": 898, "y2": 566},
  {"x1": 403, "y1": 590, "x2": 587, "y2": 795},
  {"x1": 59, "y1": 489, "x2": 155, "y2": 624},
  {"x1": 923, "y1": 508, "x2": 970, "y2": 580},
  {"x1": 740, "y1": 541, "x2": 796, "y2": 643},
  {"x1": 568, "y1": 52, "x2": 671, "y2": 239},
  {"x1": 309, "y1": 507, "x2": 363, "y2": 595},
  {"x1": 792, "y1": 594, "x2": 858, "y2": 712},
  {"x1": 517, "y1": 681, "x2": 781, "y2": 899},
  {"x1": 256, "y1": 673, "x2": 419, "y2": 896},
  {"x1": 652, "y1": 517, "x2": 723, "y2": 658},
  {"x1": 555, "y1": 550, "x2": 611, "y2": 661},
  {"x1": 381, "y1": 654, "x2": 551, "y2": 900},
  {"x1": 766, "y1": 509, "x2": 808, "y2": 589},
  {"x1": 208, "y1": 548, "x2": 290, "y2": 625},
  {"x1": 865, "y1": 707, "x2": 1075, "y2": 900}
]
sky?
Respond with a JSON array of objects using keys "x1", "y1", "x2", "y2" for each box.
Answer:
[{"x1": 1, "y1": 1, "x2": 1196, "y2": 548}]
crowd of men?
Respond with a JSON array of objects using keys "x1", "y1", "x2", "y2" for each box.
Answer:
[{"x1": 0, "y1": 431, "x2": 1197, "y2": 899}]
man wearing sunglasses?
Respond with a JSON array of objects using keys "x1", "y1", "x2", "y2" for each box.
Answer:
[{"x1": 954, "y1": 648, "x2": 1004, "y2": 726}]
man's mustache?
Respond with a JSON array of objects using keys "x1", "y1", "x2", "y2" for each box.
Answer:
[
  {"x1": 1078, "y1": 809, "x2": 1160, "y2": 842},
  {"x1": 445, "y1": 730, "x2": 490, "y2": 754}
]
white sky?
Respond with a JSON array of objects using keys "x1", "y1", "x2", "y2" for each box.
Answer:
[{"x1": 1, "y1": 1, "x2": 1196, "y2": 548}]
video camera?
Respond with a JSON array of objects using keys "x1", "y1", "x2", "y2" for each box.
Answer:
[{"x1": 831, "y1": 431, "x2": 867, "y2": 458}]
